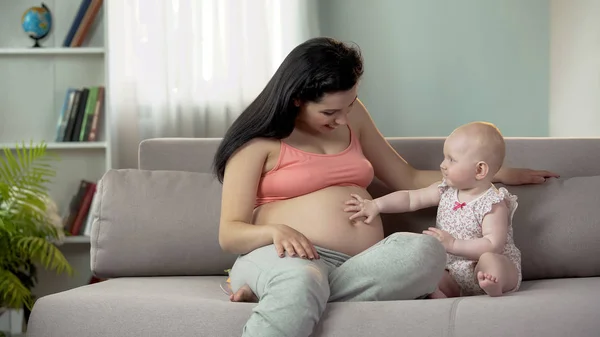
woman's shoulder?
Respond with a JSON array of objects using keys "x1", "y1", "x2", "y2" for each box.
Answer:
[
  {"x1": 233, "y1": 137, "x2": 280, "y2": 156},
  {"x1": 226, "y1": 138, "x2": 280, "y2": 176},
  {"x1": 347, "y1": 98, "x2": 369, "y2": 136},
  {"x1": 227, "y1": 137, "x2": 281, "y2": 174}
]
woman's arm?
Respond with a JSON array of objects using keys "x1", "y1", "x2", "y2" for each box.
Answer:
[
  {"x1": 494, "y1": 167, "x2": 560, "y2": 185},
  {"x1": 218, "y1": 138, "x2": 274, "y2": 254},
  {"x1": 352, "y1": 100, "x2": 559, "y2": 189},
  {"x1": 351, "y1": 99, "x2": 439, "y2": 190}
]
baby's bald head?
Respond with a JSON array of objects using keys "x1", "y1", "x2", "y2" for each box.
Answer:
[{"x1": 448, "y1": 122, "x2": 506, "y2": 176}]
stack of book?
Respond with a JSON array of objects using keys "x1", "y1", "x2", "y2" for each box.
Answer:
[
  {"x1": 55, "y1": 86, "x2": 104, "y2": 142},
  {"x1": 63, "y1": 180, "x2": 98, "y2": 236},
  {"x1": 63, "y1": 0, "x2": 104, "y2": 47}
]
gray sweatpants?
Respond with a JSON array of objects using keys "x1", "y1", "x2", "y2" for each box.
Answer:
[{"x1": 229, "y1": 232, "x2": 447, "y2": 337}]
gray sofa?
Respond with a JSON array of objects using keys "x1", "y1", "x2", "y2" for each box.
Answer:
[{"x1": 27, "y1": 137, "x2": 600, "y2": 337}]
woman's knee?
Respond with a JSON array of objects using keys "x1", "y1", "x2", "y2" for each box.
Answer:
[
  {"x1": 389, "y1": 232, "x2": 446, "y2": 262},
  {"x1": 368, "y1": 232, "x2": 446, "y2": 298},
  {"x1": 416, "y1": 234, "x2": 447, "y2": 271},
  {"x1": 243, "y1": 266, "x2": 330, "y2": 337},
  {"x1": 275, "y1": 265, "x2": 330, "y2": 298},
  {"x1": 267, "y1": 265, "x2": 331, "y2": 324},
  {"x1": 388, "y1": 232, "x2": 447, "y2": 279},
  {"x1": 229, "y1": 258, "x2": 261, "y2": 293}
]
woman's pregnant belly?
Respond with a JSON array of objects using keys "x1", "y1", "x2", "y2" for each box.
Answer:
[{"x1": 252, "y1": 186, "x2": 384, "y2": 256}]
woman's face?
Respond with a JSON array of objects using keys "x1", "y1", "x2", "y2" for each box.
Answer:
[{"x1": 296, "y1": 85, "x2": 359, "y2": 133}]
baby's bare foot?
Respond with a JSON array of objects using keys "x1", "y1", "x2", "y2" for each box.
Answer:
[
  {"x1": 230, "y1": 284, "x2": 258, "y2": 303},
  {"x1": 477, "y1": 271, "x2": 502, "y2": 297}
]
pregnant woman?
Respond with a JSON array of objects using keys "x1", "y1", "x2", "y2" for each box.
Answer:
[{"x1": 213, "y1": 37, "x2": 558, "y2": 337}]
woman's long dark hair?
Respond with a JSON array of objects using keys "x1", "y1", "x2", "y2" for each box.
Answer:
[{"x1": 213, "y1": 37, "x2": 364, "y2": 183}]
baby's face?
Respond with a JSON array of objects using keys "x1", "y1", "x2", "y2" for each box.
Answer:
[{"x1": 440, "y1": 133, "x2": 480, "y2": 188}]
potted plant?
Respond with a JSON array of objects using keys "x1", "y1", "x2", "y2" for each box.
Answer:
[{"x1": 0, "y1": 142, "x2": 73, "y2": 335}]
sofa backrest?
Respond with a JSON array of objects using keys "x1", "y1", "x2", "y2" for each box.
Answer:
[{"x1": 91, "y1": 137, "x2": 600, "y2": 281}]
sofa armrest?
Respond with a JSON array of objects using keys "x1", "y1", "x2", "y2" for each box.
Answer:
[{"x1": 90, "y1": 169, "x2": 236, "y2": 278}]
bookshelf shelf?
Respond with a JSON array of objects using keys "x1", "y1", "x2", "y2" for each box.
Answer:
[
  {"x1": 0, "y1": 1, "x2": 109, "y2": 325},
  {"x1": 0, "y1": 142, "x2": 107, "y2": 150},
  {"x1": 63, "y1": 236, "x2": 91, "y2": 243},
  {"x1": 50, "y1": 236, "x2": 91, "y2": 245},
  {"x1": 0, "y1": 47, "x2": 105, "y2": 55}
]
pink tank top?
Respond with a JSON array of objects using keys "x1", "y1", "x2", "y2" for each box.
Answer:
[{"x1": 255, "y1": 126, "x2": 374, "y2": 207}]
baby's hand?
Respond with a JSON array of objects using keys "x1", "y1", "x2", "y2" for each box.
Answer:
[
  {"x1": 423, "y1": 227, "x2": 456, "y2": 252},
  {"x1": 344, "y1": 194, "x2": 380, "y2": 224}
]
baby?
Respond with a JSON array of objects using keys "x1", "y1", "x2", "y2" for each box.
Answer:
[{"x1": 345, "y1": 121, "x2": 521, "y2": 298}]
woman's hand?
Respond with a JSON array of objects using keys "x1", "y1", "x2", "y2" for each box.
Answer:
[
  {"x1": 495, "y1": 167, "x2": 560, "y2": 185},
  {"x1": 344, "y1": 194, "x2": 381, "y2": 224},
  {"x1": 269, "y1": 224, "x2": 319, "y2": 260}
]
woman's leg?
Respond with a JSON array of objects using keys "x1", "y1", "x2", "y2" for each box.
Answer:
[
  {"x1": 328, "y1": 232, "x2": 446, "y2": 302},
  {"x1": 229, "y1": 244, "x2": 331, "y2": 337}
]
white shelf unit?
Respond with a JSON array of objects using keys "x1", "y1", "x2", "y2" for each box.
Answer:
[
  {"x1": 0, "y1": 0, "x2": 110, "y2": 318},
  {"x1": 0, "y1": 47, "x2": 104, "y2": 55},
  {"x1": 63, "y1": 235, "x2": 91, "y2": 243},
  {"x1": 0, "y1": 141, "x2": 107, "y2": 149},
  {"x1": 49, "y1": 235, "x2": 91, "y2": 245}
]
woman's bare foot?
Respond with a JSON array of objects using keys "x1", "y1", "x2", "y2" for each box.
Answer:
[
  {"x1": 427, "y1": 288, "x2": 448, "y2": 299},
  {"x1": 477, "y1": 271, "x2": 502, "y2": 297},
  {"x1": 230, "y1": 284, "x2": 259, "y2": 303}
]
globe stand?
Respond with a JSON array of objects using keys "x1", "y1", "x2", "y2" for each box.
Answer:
[{"x1": 29, "y1": 34, "x2": 45, "y2": 48}]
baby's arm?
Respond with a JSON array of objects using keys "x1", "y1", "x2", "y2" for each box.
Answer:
[
  {"x1": 447, "y1": 201, "x2": 509, "y2": 260},
  {"x1": 374, "y1": 181, "x2": 441, "y2": 213},
  {"x1": 346, "y1": 182, "x2": 441, "y2": 224}
]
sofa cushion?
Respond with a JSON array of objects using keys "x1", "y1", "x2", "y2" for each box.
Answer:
[
  {"x1": 452, "y1": 277, "x2": 600, "y2": 337},
  {"x1": 506, "y1": 175, "x2": 600, "y2": 280},
  {"x1": 26, "y1": 277, "x2": 600, "y2": 337},
  {"x1": 91, "y1": 169, "x2": 237, "y2": 277}
]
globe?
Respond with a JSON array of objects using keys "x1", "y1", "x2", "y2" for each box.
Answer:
[{"x1": 22, "y1": 3, "x2": 52, "y2": 47}]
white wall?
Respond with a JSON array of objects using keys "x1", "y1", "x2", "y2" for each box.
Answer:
[{"x1": 549, "y1": 0, "x2": 600, "y2": 137}]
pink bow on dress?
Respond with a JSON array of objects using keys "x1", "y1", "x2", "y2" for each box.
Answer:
[{"x1": 453, "y1": 201, "x2": 466, "y2": 211}]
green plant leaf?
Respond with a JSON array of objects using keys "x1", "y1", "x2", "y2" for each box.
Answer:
[
  {"x1": 0, "y1": 267, "x2": 32, "y2": 310},
  {"x1": 0, "y1": 142, "x2": 73, "y2": 309},
  {"x1": 16, "y1": 237, "x2": 73, "y2": 276}
]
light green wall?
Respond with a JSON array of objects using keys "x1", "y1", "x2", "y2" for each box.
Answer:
[{"x1": 319, "y1": 0, "x2": 549, "y2": 137}]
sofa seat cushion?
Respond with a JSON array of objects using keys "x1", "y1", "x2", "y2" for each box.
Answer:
[
  {"x1": 27, "y1": 277, "x2": 246, "y2": 337},
  {"x1": 27, "y1": 277, "x2": 600, "y2": 337},
  {"x1": 452, "y1": 277, "x2": 600, "y2": 337}
]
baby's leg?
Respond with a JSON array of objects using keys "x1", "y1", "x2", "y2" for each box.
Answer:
[
  {"x1": 437, "y1": 270, "x2": 461, "y2": 298},
  {"x1": 474, "y1": 252, "x2": 519, "y2": 297},
  {"x1": 427, "y1": 288, "x2": 447, "y2": 299},
  {"x1": 427, "y1": 270, "x2": 461, "y2": 299}
]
